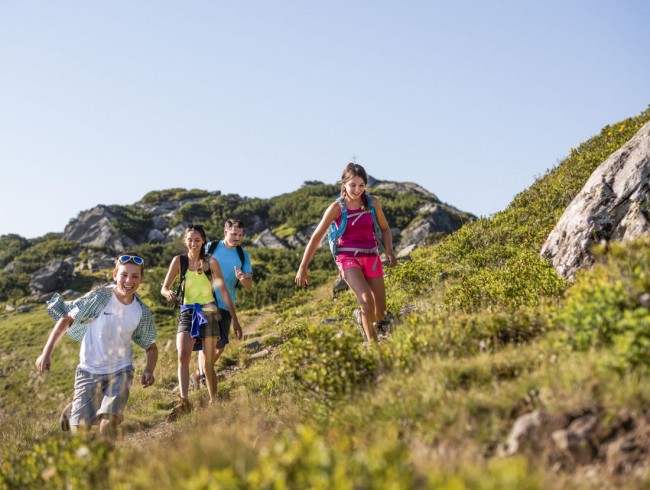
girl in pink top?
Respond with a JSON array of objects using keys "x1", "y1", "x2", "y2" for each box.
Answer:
[{"x1": 296, "y1": 163, "x2": 397, "y2": 342}]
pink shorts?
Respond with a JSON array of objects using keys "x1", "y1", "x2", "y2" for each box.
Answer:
[{"x1": 336, "y1": 254, "x2": 384, "y2": 279}]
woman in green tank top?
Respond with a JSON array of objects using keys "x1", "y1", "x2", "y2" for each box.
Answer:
[{"x1": 161, "y1": 224, "x2": 239, "y2": 414}]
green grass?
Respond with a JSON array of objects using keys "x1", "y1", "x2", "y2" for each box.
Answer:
[{"x1": 1, "y1": 110, "x2": 650, "y2": 489}]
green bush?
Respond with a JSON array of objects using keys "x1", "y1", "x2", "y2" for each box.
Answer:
[
  {"x1": 267, "y1": 183, "x2": 338, "y2": 230},
  {"x1": 248, "y1": 425, "x2": 415, "y2": 490},
  {"x1": 386, "y1": 248, "x2": 438, "y2": 298},
  {"x1": 557, "y1": 237, "x2": 650, "y2": 371},
  {"x1": 444, "y1": 249, "x2": 566, "y2": 311},
  {"x1": 278, "y1": 326, "x2": 378, "y2": 405},
  {"x1": 0, "y1": 234, "x2": 31, "y2": 268},
  {"x1": 12, "y1": 238, "x2": 79, "y2": 274},
  {"x1": 139, "y1": 188, "x2": 211, "y2": 204},
  {"x1": 0, "y1": 270, "x2": 31, "y2": 302},
  {"x1": 0, "y1": 436, "x2": 114, "y2": 489},
  {"x1": 379, "y1": 306, "x2": 550, "y2": 376},
  {"x1": 108, "y1": 205, "x2": 153, "y2": 242}
]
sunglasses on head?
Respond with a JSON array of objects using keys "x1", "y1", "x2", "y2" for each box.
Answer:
[
  {"x1": 118, "y1": 255, "x2": 144, "y2": 266},
  {"x1": 226, "y1": 219, "x2": 244, "y2": 228},
  {"x1": 187, "y1": 223, "x2": 204, "y2": 231}
]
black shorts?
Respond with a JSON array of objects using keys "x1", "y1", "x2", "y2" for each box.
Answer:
[
  {"x1": 177, "y1": 307, "x2": 221, "y2": 338},
  {"x1": 216, "y1": 308, "x2": 232, "y2": 348}
]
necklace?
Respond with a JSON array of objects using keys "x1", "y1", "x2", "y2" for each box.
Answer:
[{"x1": 188, "y1": 255, "x2": 204, "y2": 274}]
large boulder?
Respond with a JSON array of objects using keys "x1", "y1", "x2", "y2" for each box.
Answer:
[
  {"x1": 541, "y1": 122, "x2": 650, "y2": 278},
  {"x1": 63, "y1": 205, "x2": 136, "y2": 251},
  {"x1": 30, "y1": 259, "x2": 74, "y2": 295}
]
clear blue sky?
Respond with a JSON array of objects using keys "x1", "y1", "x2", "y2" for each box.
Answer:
[{"x1": 1, "y1": 1, "x2": 648, "y2": 238}]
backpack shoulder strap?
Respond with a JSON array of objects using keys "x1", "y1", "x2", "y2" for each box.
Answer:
[
  {"x1": 211, "y1": 240, "x2": 245, "y2": 269},
  {"x1": 179, "y1": 254, "x2": 189, "y2": 280},
  {"x1": 206, "y1": 240, "x2": 219, "y2": 257},
  {"x1": 174, "y1": 254, "x2": 189, "y2": 307},
  {"x1": 236, "y1": 245, "x2": 245, "y2": 268}
]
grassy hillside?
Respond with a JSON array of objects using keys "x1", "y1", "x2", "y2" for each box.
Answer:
[{"x1": 1, "y1": 109, "x2": 649, "y2": 489}]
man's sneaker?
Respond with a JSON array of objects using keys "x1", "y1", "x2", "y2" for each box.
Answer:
[
  {"x1": 60, "y1": 402, "x2": 72, "y2": 432},
  {"x1": 190, "y1": 369, "x2": 206, "y2": 391},
  {"x1": 353, "y1": 308, "x2": 367, "y2": 341}
]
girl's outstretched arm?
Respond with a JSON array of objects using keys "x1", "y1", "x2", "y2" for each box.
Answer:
[
  {"x1": 295, "y1": 201, "x2": 341, "y2": 287},
  {"x1": 35, "y1": 313, "x2": 73, "y2": 373}
]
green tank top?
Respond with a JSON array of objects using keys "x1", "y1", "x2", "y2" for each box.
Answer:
[{"x1": 183, "y1": 270, "x2": 215, "y2": 305}]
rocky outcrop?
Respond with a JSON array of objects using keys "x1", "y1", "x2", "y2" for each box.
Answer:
[
  {"x1": 541, "y1": 121, "x2": 650, "y2": 278},
  {"x1": 253, "y1": 229, "x2": 289, "y2": 249},
  {"x1": 63, "y1": 205, "x2": 136, "y2": 251},
  {"x1": 39, "y1": 178, "x2": 473, "y2": 267},
  {"x1": 499, "y1": 409, "x2": 650, "y2": 478},
  {"x1": 373, "y1": 180, "x2": 437, "y2": 199},
  {"x1": 399, "y1": 203, "x2": 467, "y2": 250}
]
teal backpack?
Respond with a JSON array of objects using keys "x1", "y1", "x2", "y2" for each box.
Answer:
[{"x1": 327, "y1": 192, "x2": 385, "y2": 257}]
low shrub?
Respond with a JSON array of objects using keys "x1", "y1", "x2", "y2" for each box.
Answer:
[
  {"x1": 278, "y1": 326, "x2": 378, "y2": 406},
  {"x1": 557, "y1": 237, "x2": 650, "y2": 371},
  {"x1": 248, "y1": 425, "x2": 415, "y2": 489},
  {"x1": 380, "y1": 306, "x2": 551, "y2": 374},
  {"x1": 0, "y1": 436, "x2": 114, "y2": 489},
  {"x1": 443, "y1": 249, "x2": 566, "y2": 311}
]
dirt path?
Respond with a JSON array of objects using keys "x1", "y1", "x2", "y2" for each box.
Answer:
[{"x1": 120, "y1": 307, "x2": 279, "y2": 448}]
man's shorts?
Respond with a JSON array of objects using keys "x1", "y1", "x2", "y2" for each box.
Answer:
[
  {"x1": 216, "y1": 308, "x2": 231, "y2": 349},
  {"x1": 336, "y1": 253, "x2": 384, "y2": 279},
  {"x1": 177, "y1": 307, "x2": 221, "y2": 338},
  {"x1": 69, "y1": 366, "x2": 134, "y2": 427}
]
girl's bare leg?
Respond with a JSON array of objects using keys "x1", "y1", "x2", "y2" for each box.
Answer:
[{"x1": 344, "y1": 268, "x2": 378, "y2": 342}]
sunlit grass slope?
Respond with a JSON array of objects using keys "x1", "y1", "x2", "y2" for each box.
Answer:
[{"x1": 1, "y1": 109, "x2": 649, "y2": 489}]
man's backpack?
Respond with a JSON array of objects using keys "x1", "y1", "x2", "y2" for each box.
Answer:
[
  {"x1": 205, "y1": 240, "x2": 246, "y2": 288},
  {"x1": 326, "y1": 192, "x2": 385, "y2": 258}
]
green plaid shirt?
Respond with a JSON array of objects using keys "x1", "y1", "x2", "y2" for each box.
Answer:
[{"x1": 46, "y1": 285, "x2": 157, "y2": 350}]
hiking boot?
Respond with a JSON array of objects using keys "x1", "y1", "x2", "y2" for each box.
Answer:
[
  {"x1": 353, "y1": 308, "x2": 367, "y2": 342},
  {"x1": 168, "y1": 397, "x2": 192, "y2": 421},
  {"x1": 60, "y1": 402, "x2": 72, "y2": 432},
  {"x1": 377, "y1": 311, "x2": 396, "y2": 335}
]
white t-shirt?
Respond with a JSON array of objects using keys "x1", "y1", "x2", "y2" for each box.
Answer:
[{"x1": 77, "y1": 292, "x2": 143, "y2": 374}]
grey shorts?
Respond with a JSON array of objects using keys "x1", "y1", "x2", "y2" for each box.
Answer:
[
  {"x1": 217, "y1": 308, "x2": 231, "y2": 349},
  {"x1": 177, "y1": 307, "x2": 221, "y2": 338},
  {"x1": 70, "y1": 366, "x2": 134, "y2": 427}
]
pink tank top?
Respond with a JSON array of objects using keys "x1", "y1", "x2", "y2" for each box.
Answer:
[{"x1": 335, "y1": 207, "x2": 378, "y2": 257}]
